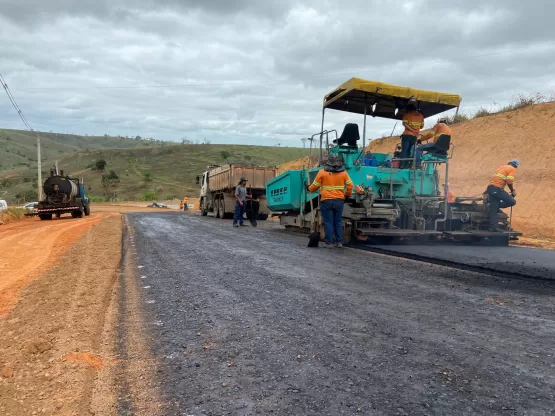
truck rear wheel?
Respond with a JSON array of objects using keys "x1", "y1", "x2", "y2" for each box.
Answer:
[
  {"x1": 73, "y1": 203, "x2": 84, "y2": 218},
  {"x1": 218, "y1": 199, "x2": 225, "y2": 219},
  {"x1": 84, "y1": 204, "x2": 91, "y2": 216},
  {"x1": 39, "y1": 214, "x2": 53, "y2": 221}
]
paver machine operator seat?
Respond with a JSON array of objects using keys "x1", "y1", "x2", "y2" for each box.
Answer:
[{"x1": 333, "y1": 123, "x2": 360, "y2": 148}]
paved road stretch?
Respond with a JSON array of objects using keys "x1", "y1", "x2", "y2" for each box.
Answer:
[
  {"x1": 370, "y1": 244, "x2": 555, "y2": 280},
  {"x1": 125, "y1": 213, "x2": 555, "y2": 415}
]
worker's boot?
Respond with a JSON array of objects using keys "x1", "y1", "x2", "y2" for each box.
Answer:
[
  {"x1": 335, "y1": 243, "x2": 344, "y2": 248},
  {"x1": 320, "y1": 242, "x2": 334, "y2": 248}
]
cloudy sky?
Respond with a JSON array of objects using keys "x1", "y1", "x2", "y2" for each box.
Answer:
[{"x1": 0, "y1": 0, "x2": 554, "y2": 146}]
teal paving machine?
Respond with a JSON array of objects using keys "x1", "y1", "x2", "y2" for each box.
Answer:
[{"x1": 266, "y1": 78, "x2": 521, "y2": 245}]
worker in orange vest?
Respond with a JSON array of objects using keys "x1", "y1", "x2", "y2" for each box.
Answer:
[
  {"x1": 415, "y1": 118, "x2": 452, "y2": 168},
  {"x1": 308, "y1": 154, "x2": 353, "y2": 248},
  {"x1": 182, "y1": 196, "x2": 189, "y2": 211},
  {"x1": 486, "y1": 160, "x2": 519, "y2": 231},
  {"x1": 446, "y1": 183, "x2": 456, "y2": 203},
  {"x1": 400, "y1": 98, "x2": 424, "y2": 168}
]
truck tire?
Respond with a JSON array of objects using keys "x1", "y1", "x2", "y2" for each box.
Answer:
[
  {"x1": 73, "y1": 203, "x2": 84, "y2": 219},
  {"x1": 218, "y1": 199, "x2": 225, "y2": 219},
  {"x1": 84, "y1": 204, "x2": 91, "y2": 216},
  {"x1": 200, "y1": 199, "x2": 208, "y2": 216},
  {"x1": 39, "y1": 214, "x2": 53, "y2": 221}
]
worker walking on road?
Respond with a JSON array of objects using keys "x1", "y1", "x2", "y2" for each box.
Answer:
[
  {"x1": 233, "y1": 177, "x2": 251, "y2": 227},
  {"x1": 182, "y1": 196, "x2": 189, "y2": 211},
  {"x1": 308, "y1": 155, "x2": 353, "y2": 248},
  {"x1": 400, "y1": 98, "x2": 424, "y2": 168},
  {"x1": 486, "y1": 160, "x2": 519, "y2": 231},
  {"x1": 415, "y1": 118, "x2": 452, "y2": 168}
]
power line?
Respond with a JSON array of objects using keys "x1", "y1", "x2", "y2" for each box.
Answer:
[
  {"x1": 0, "y1": 72, "x2": 45, "y2": 201},
  {"x1": 0, "y1": 72, "x2": 35, "y2": 131}
]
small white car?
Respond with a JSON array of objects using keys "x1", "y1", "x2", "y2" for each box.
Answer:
[
  {"x1": 0, "y1": 200, "x2": 8, "y2": 212},
  {"x1": 23, "y1": 202, "x2": 38, "y2": 211}
]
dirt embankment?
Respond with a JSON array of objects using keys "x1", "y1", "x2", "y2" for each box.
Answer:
[
  {"x1": 367, "y1": 102, "x2": 555, "y2": 239},
  {"x1": 0, "y1": 215, "x2": 123, "y2": 415}
]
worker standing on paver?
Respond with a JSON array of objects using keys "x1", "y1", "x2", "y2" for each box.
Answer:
[
  {"x1": 415, "y1": 118, "x2": 452, "y2": 168},
  {"x1": 486, "y1": 160, "x2": 519, "y2": 231},
  {"x1": 400, "y1": 98, "x2": 424, "y2": 168},
  {"x1": 447, "y1": 183, "x2": 456, "y2": 203},
  {"x1": 233, "y1": 177, "x2": 251, "y2": 227},
  {"x1": 308, "y1": 155, "x2": 353, "y2": 248}
]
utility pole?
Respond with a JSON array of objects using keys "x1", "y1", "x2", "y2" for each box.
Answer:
[{"x1": 37, "y1": 134, "x2": 43, "y2": 201}]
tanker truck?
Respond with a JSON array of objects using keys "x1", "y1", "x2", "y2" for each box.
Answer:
[
  {"x1": 29, "y1": 169, "x2": 90, "y2": 220},
  {"x1": 196, "y1": 163, "x2": 278, "y2": 220}
]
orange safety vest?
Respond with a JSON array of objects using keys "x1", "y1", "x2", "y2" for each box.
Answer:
[
  {"x1": 308, "y1": 170, "x2": 353, "y2": 201},
  {"x1": 422, "y1": 123, "x2": 451, "y2": 143},
  {"x1": 489, "y1": 165, "x2": 516, "y2": 189},
  {"x1": 402, "y1": 111, "x2": 424, "y2": 137},
  {"x1": 447, "y1": 190, "x2": 456, "y2": 203}
]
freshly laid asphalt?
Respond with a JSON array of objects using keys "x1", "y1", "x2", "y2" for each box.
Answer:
[
  {"x1": 369, "y1": 245, "x2": 555, "y2": 280},
  {"x1": 125, "y1": 212, "x2": 555, "y2": 415}
]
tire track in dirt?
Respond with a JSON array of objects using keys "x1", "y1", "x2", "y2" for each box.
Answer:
[{"x1": 0, "y1": 213, "x2": 115, "y2": 316}]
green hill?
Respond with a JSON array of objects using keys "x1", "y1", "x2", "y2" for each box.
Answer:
[
  {"x1": 0, "y1": 128, "x2": 164, "y2": 171},
  {"x1": 1, "y1": 143, "x2": 308, "y2": 202}
]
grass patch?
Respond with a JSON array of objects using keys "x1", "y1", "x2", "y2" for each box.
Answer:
[
  {"x1": 499, "y1": 93, "x2": 546, "y2": 113},
  {"x1": 444, "y1": 112, "x2": 470, "y2": 124},
  {"x1": 0, "y1": 208, "x2": 27, "y2": 224},
  {"x1": 473, "y1": 107, "x2": 492, "y2": 118}
]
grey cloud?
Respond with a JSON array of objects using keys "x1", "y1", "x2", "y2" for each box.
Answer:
[{"x1": 0, "y1": 0, "x2": 554, "y2": 146}]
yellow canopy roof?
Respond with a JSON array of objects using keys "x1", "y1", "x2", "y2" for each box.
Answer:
[{"x1": 323, "y1": 78, "x2": 461, "y2": 120}]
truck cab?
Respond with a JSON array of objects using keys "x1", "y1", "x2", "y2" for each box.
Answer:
[{"x1": 197, "y1": 171, "x2": 209, "y2": 203}]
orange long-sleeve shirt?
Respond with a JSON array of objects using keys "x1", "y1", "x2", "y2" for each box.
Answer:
[
  {"x1": 489, "y1": 165, "x2": 516, "y2": 189},
  {"x1": 308, "y1": 170, "x2": 353, "y2": 201},
  {"x1": 402, "y1": 110, "x2": 424, "y2": 136},
  {"x1": 421, "y1": 122, "x2": 451, "y2": 143}
]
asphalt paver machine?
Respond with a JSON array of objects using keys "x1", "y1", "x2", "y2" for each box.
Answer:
[{"x1": 266, "y1": 78, "x2": 521, "y2": 245}]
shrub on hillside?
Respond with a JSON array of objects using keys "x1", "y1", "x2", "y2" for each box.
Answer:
[
  {"x1": 141, "y1": 192, "x2": 157, "y2": 201},
  {"x1": 474, "y1": 107, "x2": 492, "y2": 118},
  {"x1": 444, "y1": 113, "x2": 470, "y2": 124},
  {"x1": 500, "y1": 93, "x2": 545, "y2": 113}
]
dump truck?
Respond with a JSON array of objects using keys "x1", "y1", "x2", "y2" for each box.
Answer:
[{"x1": 196, "y1": 164, "x2": 278, "y2": 220}]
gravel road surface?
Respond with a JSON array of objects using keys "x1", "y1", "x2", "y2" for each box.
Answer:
[{"x1": 126, "y1": 212, "x2": 555, "y2": 416}]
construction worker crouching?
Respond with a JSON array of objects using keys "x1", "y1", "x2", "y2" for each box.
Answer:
[
  {"x1": 415, "y1": 118, "x2": 452, "y2": 168},
  {"x1": 486, "y1": 159, "x2": 519, "y2": 231},
  {"x1": 308, "y1": 155, "x2": 353, "y2": 248},
  {"x1": 400, "y1": 98, "x2": 424, "y2": 168}
]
